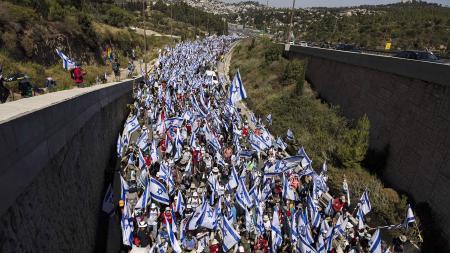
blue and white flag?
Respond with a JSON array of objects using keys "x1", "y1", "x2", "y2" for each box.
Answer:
[
  {"x1": 187, "y1": 204, "x2": 204, "y2": 230},
  {"x1": 275, "y1": 137, "x2": 287, "y2": 150},
  {"x1": 151, "y1": 139, "x2": 159, "y2": 164},
  {"x1": 226, "y1": 166, "x2": 239, "y2": 191},
  {"x1": 229, "y1": 69, "x2": 247, "y2": 104},
  {"x1": 56, "y1": 49, "x2": 76, "y2": 70},
  {"x1": 125, "y1": 115, "x2": 141, "y2": 135},
  {"x1": 236, "y1": 176, "x2": 253, "y2": 208},
  {"x1": 357, "y1": 208, "x2": 366, "y2": 230},
  {"x1": 287, "y1": 128, "x2": 295, "y2": 141},
  {"x1": 116, "y1": 134, "x2": 123, "y2": 157},
  {"x1": 198, "y1": 202, "x2": 216, "y2": 230},
  {"x1": 298, "y1": 146, "x2": 313, "y2": 168},
  {"x1": 137, "y1": 130, "x2": 149, "y2": 150},
  {"x1": 221, "y1": 215, "x2": 241, "y2": 252},
  {"x1": 165, "y1": 216, "x2": 182, "y2": 253},
  {"x1": 317, "y1": 234, "x2": 326, "y2": 253},
  {"x1": 165, "y1": 117, "x2": 185, "y2": 129},
  {"x1": 369, "y1": 229, "x2": 382, "y2": 253},
  {"x1": 266, "y1": 114, "x2": 272, "y2": 125},
  {"x1": 261, "y1": 181, "x2": 272, "y2": 201},
  {"x1": 138, "y1": 148, "x2": 146, "y2": 170},
  {"x1": 149, "y1": 177, "x2": 170, "y2": 205},
  {"x1": 135, "y1": 176, "x2": 151, "y2": 210},
  {"x1": 307, "y1": 195, "x2": 321, "y2": 228},
  {"x1": 120, "y1": 175, "x2": 129, "y2": 200},
  {"x1": 404, "y1": 204, "x2": 416, "y2": 228},
  {"x1": 298, "y1": 234, "x2": 317, "y2": 253},
  {"x1": 359, "y1": 190, "x2": 372, "y2": 215},
  {"x1": 271, "y1": 207, "x2": 283, "y2": 253},
  {"x1": 282, "y1": 173, "x2": 299, "y2": 201},
  {"x1": 176, "y1": 190, "x2": 185, "y2": 215}
]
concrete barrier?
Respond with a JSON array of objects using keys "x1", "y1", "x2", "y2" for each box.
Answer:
[
  {"x1": 286, "y1": 45, "x2": 450, "y2": 240},
  {"x1": 0, "y1": 79, "x2": 138, "y2": 252}
]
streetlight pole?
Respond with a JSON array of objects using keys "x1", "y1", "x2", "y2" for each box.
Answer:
[{"x1": 287, "y1": 0, "x2": 296, "y2": 44}]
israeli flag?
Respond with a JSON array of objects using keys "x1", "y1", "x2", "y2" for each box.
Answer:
[
  {"x1": 135, "y1": 176, "x2": 151, "y2": 210},
  {"x1": 55, "y1": 49, "x2": 76, "y2": 70},
  {"x1": 165, "y1": 216, "x2": 182, "y2": 253},
  {"x1": 298, "y1": 146, "x2": 313, "y2": 168},
  {"x1": 271, "y1": 207, "x2": 283, "y2": 253},
  {"x1": 266, "y1": 114, "x2": 272, "y2": 125},
  {"x1": 176, "y1": 191, "x2": 185, "y2": 215},
  {"x1": 136, "y1": 130, "x2": 149, "y2": 150},
  {"x1": 404, "y1": 204, "x2": 416, "y2": 228},
  {"x1": 221, "y1": 215, "x2": 241, "y2": 252},
  {"x1": 316, "y1": 234, "x2": 326, "y2": 253},
  {"x1": 151, "y1": 139, "x2": 159, "y2": 164},
  {"x1": 282, "y1": 173, "x2": 299, "y2": 201},
  {"x1": 116, "y1": 134, "x2": 123, "y2": 158},
  {"x1": 165, "y1": 117, "x2": 185, "y2": 129},
  {"x1": 261, "y1": 181, "x2": 272, "y2": 201},
  {"x1": 120, "y1": 175, "x2": 129, "y2": 200},
  {"x1": 359, "y1": 190, "x2": 372, "y2": 215},
  {"x1": 187, "y1": 204, "x2": 204, "y2": 230},
  {"x1": 229, "y1": 70, "x2": 247, "y2": 104},
  {"x1": 299, "y1": 233, "x2": 318, "y2": 253},
  {"x1": 275, "y1": 137, "x2": 287, "y2": 150},
  {"x1": 149, "y1": 177, "x2": 170, "y2": 205},
  {"x1": 307, "y1": 195, "x2": 321, "y2": 228},
  {"x1": 287, "y1": 128, "x2": 295, "y2": 141},
  {"x1": 138, "y1": 148, "x2": 146, "y2": 170},
  {"x1": 198, "y1": 202, "x2": 216, "y2": 230},
  {"x1": 125, "y1": 115, "x2": 141, "y2": 135},
  {"x1": 357, "y1": 208, "x2": 366, "y2": 230},
  {"x1": 369, "y1": 229, "x2": 382, "y2": 253},
  {"x1": 226, "y1": 166, "x2": 239, "y2": 191},
  {"x1": 236, "y1": 176, "x2": 253, "y2": 208}
]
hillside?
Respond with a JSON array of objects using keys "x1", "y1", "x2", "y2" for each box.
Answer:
[
  {"x1": 228, "y1": 1, "x2": 450, "y2": 56},
  {"x1": 0, "y1": 0, "x2": 225, "y2": 95}
]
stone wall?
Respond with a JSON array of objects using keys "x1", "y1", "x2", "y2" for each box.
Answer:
[
  {"x1": 287, "y1": 46, "x2": 450, "y2": 241},
  {"x1": 0, "y1": 79, "x2": 137, "y2": 252}
]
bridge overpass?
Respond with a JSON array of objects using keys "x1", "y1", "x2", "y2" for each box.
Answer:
[{"x1": 285, "y1": 44, "x2": 450, "y2": 239}]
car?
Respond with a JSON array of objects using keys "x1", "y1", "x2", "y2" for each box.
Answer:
[
  {"x1": 393, "y1": 50, "x2": 441, "y2": 63},
  {"x1": 335, "y1": 44, "x2": 362, "y2": 53},
  {"x1": 299, "y1": 41, "x2": 308, "y2": 47}
]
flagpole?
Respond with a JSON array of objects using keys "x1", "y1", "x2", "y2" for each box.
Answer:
[{"x1": 287, "y1": 0, "x2": 296, "y2": 44}]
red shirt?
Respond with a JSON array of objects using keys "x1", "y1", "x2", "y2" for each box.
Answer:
[
  {"x1": 160, "y1": 212, "x2": 172, "y2": 224},
  {"x1": 73, "y1": 67, "x2": 84, "y2": 84},
  {"x1": 209, "y1": 244, "x2": 219, "y2": 253},
  {"x1": 332, "y1": 198, "x2": 345, "y2": 212},
  {"x1": 144, "y1": 156, "x2": 152, "y2": 167}
]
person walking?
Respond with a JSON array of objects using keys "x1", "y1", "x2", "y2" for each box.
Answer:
[
  {"x1": 113, "y1": 58, "x2": 121, "y2": 81},
  {"x1": 71, "y1": 63, "x2": 86, "y2": 87}
]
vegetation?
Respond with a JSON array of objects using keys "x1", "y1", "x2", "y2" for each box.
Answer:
[
  {"x1": 230, "y1": 38, "x2": 421, "y2": 243},
  {"x1": 0, "y1": 1, "x2": 175, "y2": 92},
  {"x1": 229, "y1": 1, "x2": 450, "y2": 56},
  {"x1": 153, "y1": 0, "x2": 228, "y2": 37}
]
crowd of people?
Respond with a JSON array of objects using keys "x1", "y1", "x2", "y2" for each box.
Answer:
[{"x1": 114, "y1": 35, "x2": 418, "y2": 253}]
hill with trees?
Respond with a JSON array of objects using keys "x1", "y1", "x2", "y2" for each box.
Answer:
[{"x1": 228, "y1": 1, "x2": 450, "y2": 56}]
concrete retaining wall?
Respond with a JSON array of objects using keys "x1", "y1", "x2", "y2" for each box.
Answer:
[
  {"x1": 0, "y1": 79, "x2": 137, "y2": 252},
  {"x1": 287, "y1": 45, "x2": 450, "y2": 240}
]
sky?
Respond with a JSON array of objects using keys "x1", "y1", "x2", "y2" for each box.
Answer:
[{"x1": 220, "y1": 0, "x2": 450, "y2": 8}]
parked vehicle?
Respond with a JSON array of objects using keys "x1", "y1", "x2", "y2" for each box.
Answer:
[
  {"x1": 335, "y1": 44, "x2": 362, "y2": 53},
  {"x1": 393, "y1": 50, "x2": 441, "y2": 63},
  {"x1": 299, "y1": 41, "x2": 308, "y2": 47}
]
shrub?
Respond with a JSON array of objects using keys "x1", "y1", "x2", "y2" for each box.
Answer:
[
  {"x1": 105, "y1": 6, "x2": 134, "y2": 27},
  {"x1": 264, "y1": 43, "x2": 282, "y2": 63},
  {"x1": 335, "y1": 115, "x2": 370, "y2": 169},
  {"x1": 283, "y1": 59, "x2": 306, "y2": 94}
]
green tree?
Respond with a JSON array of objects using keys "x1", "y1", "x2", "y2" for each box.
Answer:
[{"x1": 335, "y1": 115, "x2": 370, "y2": 169}]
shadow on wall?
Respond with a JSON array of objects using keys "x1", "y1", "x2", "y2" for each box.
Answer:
[{"x1": 363, "y1": 144, "x2": 390, "y2": 178}]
